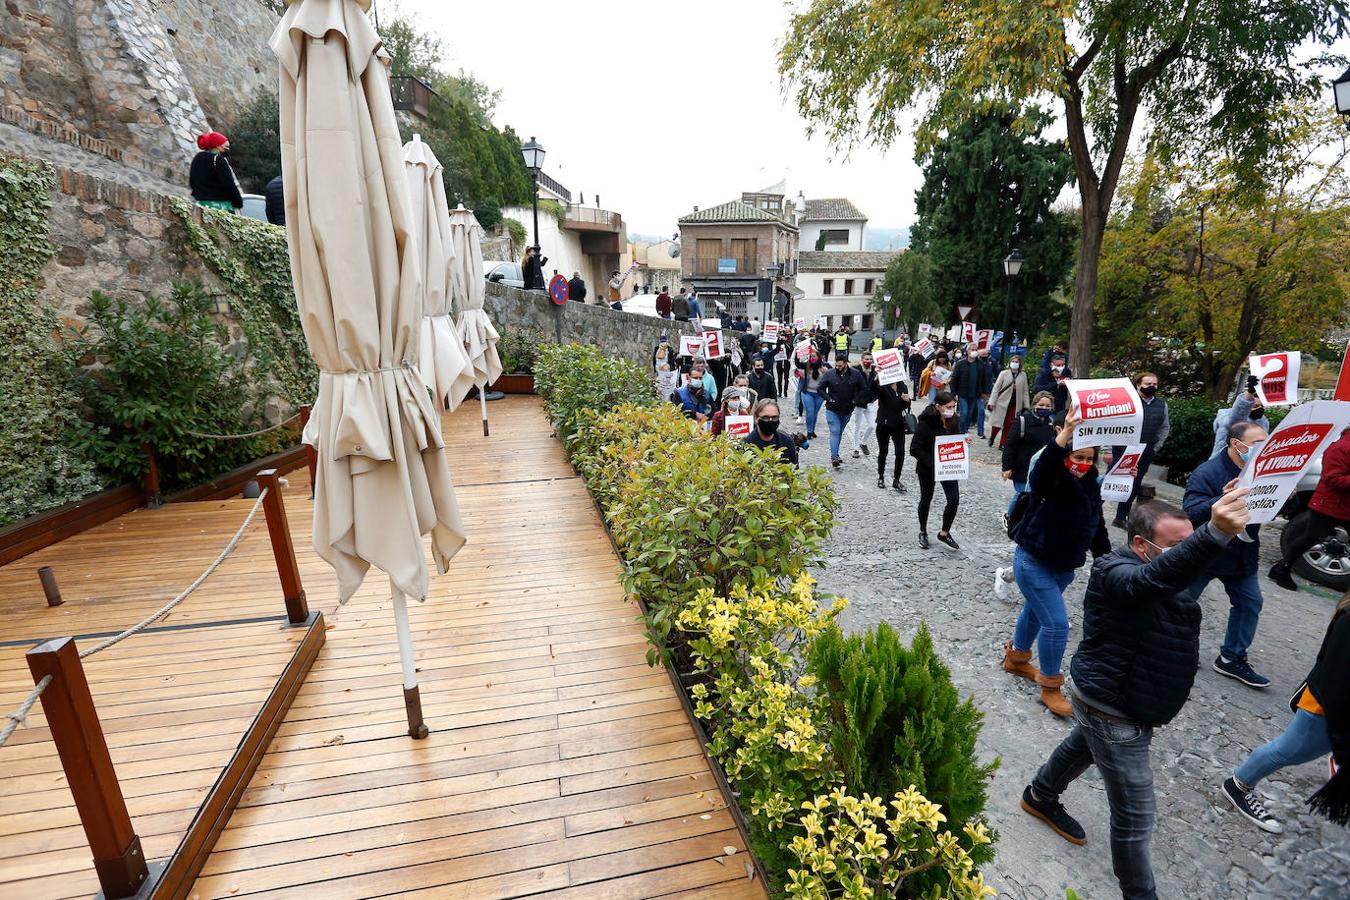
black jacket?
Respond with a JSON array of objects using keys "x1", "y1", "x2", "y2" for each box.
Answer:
[
  {"x1": 264, "y1": 175, "x2": 284, "y2": 225},
  {"x1": 819, "y1": 366, "x2": 867, "y2": 413},
  {"x1": 1071, "y1": 522, "x2": 1233, "y2": 726},
  {"x1": 522, "y1": 254, "x2": 546, "y2": 290},
  {"x1": 875, "y1": 381, "x2": 912, "y2": 429},
  {"x1": 951, "y1": 358, "x2": 992, "y2": 399},
  {"x1": 854, "y1": 366, "x2": 878, "y2": 405},
  {"x1": 744, "y1": 429, "x2": 798, "y2": 466},
  {"x1": 1304, "y1": 608, "x2": 1350, "y2": 824},
  {"x1": 747, "y1": 369, "x2": 777, "y2": 401},
  {"x1": 189, "y1": 151, "x2": 243, "y2": 208},
  {"x1": 1184, "y1": 450, "x2": 1261, "y2": 577},
  {"x1": 651, "y1": 343, "x2": 677, "y2": 372},
  {"x1": 568, "y1": 276, "x2": 587, "y2": 302},
  {"x1": 1001, "y1": 409, "x2": 1056, "y2": 482},
  {"x1": 909, "y1": 404, "x2": 959, "y2": 470},
  {"x1": 1016, "y1": 440, "x2": 1112, "y2": 571}
]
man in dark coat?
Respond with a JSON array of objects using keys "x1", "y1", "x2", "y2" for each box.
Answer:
[
  {"x1": 951, "y1": 346, "x2": 993, "y2": 436},
  {"x1": 819, "y1": 353, "x2": 867, "y2": 468},
  {"x1": 1021, "y1": 491, "x2": 1250, "y2": 900},
  {"x1": 746, "y1": 355, "x2": 777, "y2": 401},
  {"x1": 264, "y1": 174, "x2": 285, "y2": 226},
  {"x1": 567, "y1": 272, "x2": 586, "y2": 304},
  {"x1": 1184, "y1": 419, "x2": 1271, "y2": 688},
  {"x1": 1033, "y1": 350, "x2": 1073, "y2": 412}
]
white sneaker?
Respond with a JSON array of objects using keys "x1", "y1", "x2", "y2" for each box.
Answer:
[{"x1": 993, "y1": 567, "x2": 1012, "y2": 601}]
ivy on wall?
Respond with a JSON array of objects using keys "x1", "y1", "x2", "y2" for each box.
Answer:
[
  {"x1": 168, "y1": 197, "x2": 318, "y2": 407},
  {"x1": 0, "y1": 157, "x2": 104, "y2": 525}
]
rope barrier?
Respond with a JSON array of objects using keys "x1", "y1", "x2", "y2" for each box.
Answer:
[
  {"x1": 78, "y1": 488, "x2": 269, "y2": 660},
  {"x1": 0, "y1": 675, "x2": 52, "y2": 748},
  {"x1": 184, "y1": 412, "x2": 302, "y2": 441}
]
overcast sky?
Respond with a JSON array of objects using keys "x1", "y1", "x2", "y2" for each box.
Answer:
[{"x1": 388, "y1": 0, "x2": 920, "y2": 236}]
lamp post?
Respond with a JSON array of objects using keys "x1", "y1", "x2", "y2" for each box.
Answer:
[
  {"x1": 1001, "y1": 249, "x2": 1023, "y2": 363},
  {"x1": 1334, "y1": 66, "x2": 1350, "y2": 129},
  {"x1": 765, "y1": 263, "x2": 782, "y2": 323},
  {"x1": 520, "y1": 136, "x2": 545, "y2": 260}
]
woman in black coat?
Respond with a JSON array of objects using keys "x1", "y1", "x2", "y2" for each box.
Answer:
[
  {"x1": 521, "y1": 246, "x2": 547, "y2": 290},
  {"x1": 188, "y1": 132, "x2": 243, "y2": 211},
  {"x1": 873, "y1": 375, "x2": 911, "y2": 492},
  {"x1": 909, "y1": 391, "x2": 967, "y2": 550},
  {"x1": 1001, "y1": 390, "x2": 1058, "y2": 515}
]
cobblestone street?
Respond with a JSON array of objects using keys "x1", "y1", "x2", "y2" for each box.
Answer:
[{"x1": 796, "y1": 399, "x2": 1350, "y2": 898}]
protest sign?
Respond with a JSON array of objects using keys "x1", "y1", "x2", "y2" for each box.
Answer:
[
  {"x1": 1249, "y1": 351, "x2": 1301, "y2": 406},
  {"x1": 1334, "y1": 340, "x2": 1350, "y2": 402},
  {"x1": 794, "y1": 338, "x2": 813, "y2": 361},
  {"x1": 961, "y1": 322, "x2": 976, "y2": 343},
  {"x1": 852, "y1": 314, "x2": 862, "y2": 329},
  {"x1": 914, "y1": 337, "x2": 935, "y2": 359},
  {"x1": 679, "y1": 335, "x2": 704, "y2": 357},
  {"x1": 974, "y1": 329, "x2": 1003, "y2": 351},
  {"x1": 917, "y1": 323, "x2": 931, "y2": 339},
  {"x1": 724, "y1": 415, "x2": 753, "y2": 439},
  {"x1": 654, "y1": 369, "x2": 677, "y2": 400},
  {"x1": 873, "y1": 348, "x2": 906, "y2": 386},
  {"x1": 935, "y1": 434, "x2": 970, "y2": 481},
  {"x1": 1066, "y1": 378, "x2": 1144, "y2": 449},
  {"x1": 794, "y1": 316, "x2": 806, "y2": 329},
  {"x1": 702, "y1": 330, "x2": 724, "y2": 358},
  {"x1": 815, "y1": 315, "x2": 829, "y2": 329},
  {"x1": 1236, "y1": 400, "x2": 1350, "y2": 524},
  {"x1": 1101, "y1": 443, "x2": 1146, "y2": 504},
  {"x1": 762, "y1": 321, "x2": 781, "y2": 344}
]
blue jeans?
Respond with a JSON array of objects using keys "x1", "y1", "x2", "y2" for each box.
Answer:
[
  {"x1": 1189, "y1": 571, "x2": 1264, "y2": 660},
  {"x1": 1033, "y1": 698, "x2": 1158, "y2": 900},
  {"x1": 958, "y1": 395, "x2": 978, "y2": 433},
  {"x1": 1007, "y1": 481, "x2": 1026, "y2": 515},
  {"x1": 689, "y1": 299, "x2": 702, "y2": 321},
  {"x1": 1012, "y1": 546, "x2": 1075, "y2": 676},
  {"x1": 802, "y1": 391, "x2": 823, "y2": 435},
  {"x1": 825, "y1": 408, "x2": 853, "y2": 460},
  {"x1": 1235, "y1": 709, "x2": 1331, "y2": 787}
]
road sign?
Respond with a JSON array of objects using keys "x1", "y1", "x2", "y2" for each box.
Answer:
[
  {"x1": 548, "y1": 274, "x2": 569, "y2": 306},
  {"x1": 956, "y1": 304, "x2": 974, "y2": 321}
]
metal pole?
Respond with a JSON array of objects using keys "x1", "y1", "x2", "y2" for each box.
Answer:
[
  {"x1": 530, "y1": 171, "x2": 541, "y2": 259},
  {"x1": 1001, "y1": 275, "x2": 1013, "y2": 364},
  {"x1": 258, "y1": 469, "x2": 308, "y2": 624},
  {"x1": 479, "y1": 387, "x2": 489, "y2": 437},
  {"x1": 38, "y1": 566, "x2": 63, "y2": 607},
  {"x1": 390, "y1": 578, "x2": 429, "y2": 739}
]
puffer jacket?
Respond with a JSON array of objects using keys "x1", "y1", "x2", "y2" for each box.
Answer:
[
  {"x1": 1183, "y1": 450, "x2": 1260, "y2": 577},
  {"x1": 1309, "y1": 431, "x2": 1350, "y2": 522},
  {"x1": 909, "y1": 403, "x2": 959, "y2": 472},
  {"x1": 1071, "y1": 522, "x2": 1233, "y2": 726},
  {"x1": 1001, "y1": 409, "x2": 1056, "y2": 482},
  {"x1": 1016, "y1": 440, "x2": 1112, "y2": 571}
]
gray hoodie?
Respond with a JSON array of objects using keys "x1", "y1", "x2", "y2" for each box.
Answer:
[{"x1": 1211, "y1": 392, "x2": 1270, "y2": 456}]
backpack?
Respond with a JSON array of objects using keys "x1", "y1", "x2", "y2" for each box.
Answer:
[{"x1": 1006, "y1": 489, "x2": 1042, "y2": 541}]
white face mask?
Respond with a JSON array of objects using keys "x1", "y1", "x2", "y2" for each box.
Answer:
[
  {"x1": 1051, "y1": 365, "x2": 1064, "y2": 374},
  {"x1": 1010, "y1": 362, "x2": 1021, "y2": 371},
  {"x1": 940, "y1": 407, "x2": 956, "y2": 418}
]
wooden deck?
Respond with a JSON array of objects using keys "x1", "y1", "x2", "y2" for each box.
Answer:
[{"x1": 0, "y1": 395, "x2": 764, "y2": 899}]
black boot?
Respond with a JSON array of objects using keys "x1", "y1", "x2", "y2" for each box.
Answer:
[
  {"x1": 1268, "y1": 562, "x2": 1297, "y2": 591},
  {"x1": 892, "y1": 475, "x2": 905, "y2": 492},
  {"x1": 877, "y1": 474, "x2": 886, "y2": 489}
]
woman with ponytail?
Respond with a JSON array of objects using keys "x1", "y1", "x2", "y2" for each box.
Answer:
[{"x1": 189, "y1": 131, "x2": 243, "y2": 212}]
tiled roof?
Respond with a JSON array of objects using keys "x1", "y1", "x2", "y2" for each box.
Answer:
[
  {"x1": 798, "y1": 250, "x2": 898, "y2": 272},
  {"x1": 678, "y1": 200, "x2": 796, "y2": 229},
  {"x1": 802, "y1": 197, "x2": 866, "y2": 221}
]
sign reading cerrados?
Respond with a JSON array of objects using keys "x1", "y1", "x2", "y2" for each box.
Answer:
[
  {"x1": 723, "y1": 415, "x2": 753, "y2": 439},
  {"x1": 1066, "y1": 378, "x2": 1145, "y2": 449},
  {"x1": 873, "y1": 348, "x2": 906, "y2": 386},
  {"x1": 1237, "y1": 400, "x2": 1350, "y2": 524},
  {"x1": 1249, "y1": 351, "x2": 1301, "y2": 407},
  {"x1": 934, "y1": 434, "x2": 969, "y2": 482}
]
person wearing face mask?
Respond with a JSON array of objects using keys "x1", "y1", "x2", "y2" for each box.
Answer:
[
  {"x1": 922, "y1": 352, "x2": 952, "y2": 404},
  {"x1": 874, "y1": 370, "x2": 912, "y2": 491},
  {"x1": 1000, "y1": 392, "x2": 1058, "y2": 516},
  {"x1": 679, "y1": 361, "x2": 718, "y2": 403},
  {"x1": 652, "y1": 334, "x2": 677, "y2": 373},
  {"x1": 951, "y1": 346, "x2": 992, "y2": 436},
  {"x1": 910, "y1": 391, "x2": 967, "y2": 549},
  {"x1": 820, "y1": 353, "x2": 867, "y2": 468},
  {"x1": 987, "y1": 354, "x2": 1031, "y2": 448},
  {"x1": 1020, "y1": 490, "x2": 1252, "y2": 900},
  {"x1": 850, "y1": 353, "x2": 879, "y2": 460},
  {"x1": 774, "y1": 336, "x2": 791, "y2": 397},
  {"x1": 711, "y1": 388, "x2": 754, "y2": 436},
  {"x1": 799, "y1": 350, "x2": 826, "y2": 439},
  {"x1": 744, "y1": 399, "x2": 799, "y2": 466},
  {"x1": 1183, "y1": 420, "x2": 1272, "y2": 688},
  {"x1": 1212, "y1": 374, "x2": 1271, "y2": 456},
  {"x1": 1001, "y1": 406, "x2": 1112, "y2": 717},
  {"x1": 674, "y1": 374, "x2": 713, "y2": 425},
  {"x1": 747, "y1": 354, "x2": 778, "y2": 401},
  {"x1": 1033, "y1": 350, "x2": 1074, "y2": 412},
  {"x1": 1105, "y1": 372, "x2": 1170, "y2": 528}
]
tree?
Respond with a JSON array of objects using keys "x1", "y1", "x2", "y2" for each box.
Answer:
[
  {"x1": 1097, "y1": 105, "x2": 1350, "y2": 399},
  {"x1": 226, "y1": 90, "x2": 281, "y2": 193},
  {"x1": 780, "y1": 0, "x2": 1348, "y2": 376},
  {"x1": 874, "y1": 250, "x2": 942, "y2": 332},
  {"x1": 909, "y1": 111, "x2": 1076, "y2": 341}
]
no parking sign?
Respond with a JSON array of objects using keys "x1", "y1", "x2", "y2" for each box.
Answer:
[{"x1": 548, "y1": 274, "x2": 569, "y2": 306}]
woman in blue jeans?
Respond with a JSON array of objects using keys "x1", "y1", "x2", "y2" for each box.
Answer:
[
  {"x1": 1002, "y1": 406, "x2": 1111, "y2": 716},
  {"x1": 798, "y1": 353, "x2": 825, "y2": 439},
  {"x1": 1222, "y1": 597, "x2": 1349, "y2": 832}
]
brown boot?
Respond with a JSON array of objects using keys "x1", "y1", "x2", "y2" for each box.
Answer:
[
  {"x1": 1002, "y1": 642, "x2": 1039, "y2": 682},
  {"x1": 1036, "y1": 673, "x2": 1072, "y2": 718}
]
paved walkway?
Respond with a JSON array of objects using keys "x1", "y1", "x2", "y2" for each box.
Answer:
[{"x1": 795, "y1": 400, "x2": 1350, "y2": 898}]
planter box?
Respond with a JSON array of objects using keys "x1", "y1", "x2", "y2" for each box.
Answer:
[{"x1": 491, "y1": 373, "x2": 535, "y2": 394}]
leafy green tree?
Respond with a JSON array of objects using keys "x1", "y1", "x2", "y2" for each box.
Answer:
[
  {"x1": 226, "y1": 90, "x2": 281, "y2": 193},
  {"x1": 780, "y1": 0, "x2": 1348, "y2": 376},
  {"x1": 1097, "y1": 105, "x2": 1350, "y2": 399},
  {"x1": 910, "y1": 111, "x2": 1077, "y2": 341},
  {"x1": 874, "y1": 250, "x2": 942, "y2": 332}
]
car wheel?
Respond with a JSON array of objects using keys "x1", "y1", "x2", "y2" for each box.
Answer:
[{"x1": 1283, "y1": 517, "x2": 1350, "y2": 591}]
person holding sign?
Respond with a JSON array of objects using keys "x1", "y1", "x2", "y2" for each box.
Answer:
[
  {"x1": 1211, "y1": 375, "x2": 1270, "y2": 457},
  {"x1": 1106, "y1": 372, "x2": 1170, "y2": 528},
  {"x1": 743, "y1": 399, "x2": 798, "y2": 466},
  {"x1": 1001, "y1": 406, "x2": 1111, "y2": 718},
  {"x1": 710, "y1": 389, "x2": 754, "y2": 437},
  {"x1": 874, "y1": 371, "x2": 912, "y2": 491},
  {"x1": 910, "y1": 391, "x2": 967, "y2": 550},
  {"x1": 1183, "y1": 420, "x2": 1271, "y2": 689}
]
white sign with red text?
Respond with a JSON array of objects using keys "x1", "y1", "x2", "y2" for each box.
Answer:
[
  {"x1": 935, "y1": 434, "x2": 969, "y2": 481},
  {"x1": 679, "y1": 335, "x2": 705, "y2": 358},
  {"x1": 762, "y1": 322, "x2": 781, "y2": 344},
  {"x1": 1101, "y1": 443, "x2": 1147, "y2": 504},
  {"x1": 917, "y1": 323, "x2": 931, "y2": 339},
  {"x1": 961, "y1": 322, "x2": 976, "y2": 343},
  {"x1": 794, "y1": 316, "x2": 806, "y2": 329},
  {"x1": 873, "y1": 348, "x2": 906, "y2": 386},
  {"x1": 724, "y1": 415, "x2": 753, "y2": 439},
  {"x1": 914, "y1": 337, "x2": 935, "y2": 359},
  {"x1": 1249, "y1": 352, "x2": 1301, "y2": 407},
  {"x1": 702, "y1": 330, "x2": 724, "y2": 358},
  {"x1": 1067, "y1": 378, "x2": 1144, "y2": 449},
  {"x1": 1236, "y1": 400, "x2": 1350, "y2": 524},
  {"x1": 794, "y1": 338, "x2": 813, "y2": 361}
]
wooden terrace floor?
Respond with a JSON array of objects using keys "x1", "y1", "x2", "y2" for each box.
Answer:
[{"x1": 0, "y1": 395, "x2": 765, "y2": 899}]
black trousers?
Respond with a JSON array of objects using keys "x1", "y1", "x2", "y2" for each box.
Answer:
[
  {"x1": 1280, "y1": 509, "x2": 1349, "y2": 568},
  {"x1": 876, "y1": 423, "x2": 905, "y2": 479},
  {"x1": 916, "y1": 466, "x2": 959, "y2": 533},
  {"x1": 776, "y1": 360, "x2": 790, "y2": 395}
]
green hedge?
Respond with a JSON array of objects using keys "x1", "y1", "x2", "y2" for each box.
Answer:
[{"x1": 1154, "y1": 397, "x2": 1288, "y2": 485}]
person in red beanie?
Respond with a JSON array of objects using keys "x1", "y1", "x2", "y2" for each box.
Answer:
[{"x1": 189, "y1": 131, "x2": 243, "y2": 212}]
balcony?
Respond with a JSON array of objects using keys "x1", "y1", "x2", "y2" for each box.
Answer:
[
  {"x1": 565, "y1": 206, "x2": 619, "y2": 230},
  {"x1": 694, "y1": 256, "x2": 755, "y2": 276},
  {"x1": 536, "y1": 171, "x2": 572, "y2": 203},
  {"x1": 389, "y1": 75, "x2": 437, "y2": 119}
]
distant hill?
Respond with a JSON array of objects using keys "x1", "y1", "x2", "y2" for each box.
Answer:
[{"x1": 865, "y1": 227, "x2": 910, "y2": 251}]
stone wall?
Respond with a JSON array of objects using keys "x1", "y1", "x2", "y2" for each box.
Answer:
[
  {"x1": 485, "y1": 281, "x2": 700, "y2": 370},
  {"x1": 154, "y1": 0, "x2": 278, "y2": 131}
]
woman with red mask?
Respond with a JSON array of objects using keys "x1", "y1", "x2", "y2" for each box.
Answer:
[{"x1": 1001, "y1": 406, "x2": 1112, "y2": 717}]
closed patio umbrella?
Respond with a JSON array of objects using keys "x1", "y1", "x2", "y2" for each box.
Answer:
[
  {"x1": 404, "y1": 134, "x2": 476, "y2": 412},
  {"x1": 272, "y1": 0, "x2": 465, "y2": 738},
  {"x1": 448, "y1": 205, "x2": 502, "y2": 436}
]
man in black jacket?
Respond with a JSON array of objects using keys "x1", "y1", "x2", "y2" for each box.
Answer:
[
  {"x1": 567, "y1": 272, "x2": 586, "y2": 304},
  {"x1": 951, "y1": 347, "x2": 992, "y2": 436},
  {"x1": 819, "y1": 353, "x2": 866, "y2": 468},
  {"x1": 746, "y1": 355, "x2": 777, "y2": 401},
  {"x1": 1020, "y1": 490, "x2": 1251, "y2": 900}
]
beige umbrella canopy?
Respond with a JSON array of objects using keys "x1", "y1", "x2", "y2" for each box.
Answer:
[
  {"x1": 448, "y1": 206, "x2": 502, "y2": 435},
  {"x1": 272, "y1": 0, "x2": 465, "y2": 736},
  {"x1": 404, "y1": 135, "x2": 476, "y2": 412}
]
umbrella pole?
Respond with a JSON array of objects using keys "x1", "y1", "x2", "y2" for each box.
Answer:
[
  {"x1": 479, "y1": 382, "x2": 489, "y2": 436},
  {"x1": 390, "y1": 582, "x2": 429, "y2": 739}
]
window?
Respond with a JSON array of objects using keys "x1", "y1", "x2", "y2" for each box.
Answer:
[
  {"x1": 730, "y1": 237, "x2": 756, "y2": 271},
  {"x1": 843, "y1": 279, "x2": 855, "y2": 295},
  {"x1": 696, "y1": 239, "x2": 722, "y2": 274},
  {"x1": 823, "y1": 279, "x2": 834, "y2": 296},
  {"x1": 864, "y1": 278, "x2": 875, "y2": 294},
  {"x1": 820, "y1": 228, "x2": 850, "y2": 246},
  {"x1": 861, "y1": 314, "x2": 874, "y2": 329}
]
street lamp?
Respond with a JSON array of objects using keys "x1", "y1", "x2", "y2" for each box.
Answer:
[
  {"x1": 1001, "y1": 249, "x2": 1024, "y2": 363},
  {"x1": 520, "y1": 136, "x2": 545, "y2": 257},
  {"x1": 1334, "y1": 66, "x2": 1350, "y2": 127},
  {"x1": 765, "y1": 263, "x2": 783, "y2": 322}
]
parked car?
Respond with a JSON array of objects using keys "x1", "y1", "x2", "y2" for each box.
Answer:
[
  {"x1": 484, "y1": 261, "x2": 525, "y2": 289},
  {"x1": 240, "y1": 193, "x2": 267, "y2": 222},
  {"x1": 1278, "y1": 455, "x2": 1350, "y2": 590},
  {"x1": 620, "y1": 293, "x2": 662, "y2": 318}
]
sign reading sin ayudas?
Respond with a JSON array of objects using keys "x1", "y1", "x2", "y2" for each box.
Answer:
[
  {"x1": 1066, "y1": 378, "x2": 1144, "y2": 449},
  {"x1": 1236, "y1": 400, "x2": 1350, "y2": 525}
]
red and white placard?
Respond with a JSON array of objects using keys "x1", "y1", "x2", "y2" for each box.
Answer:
[
  {"x1": 873, "y1": 348, "x2": 906, "y2": 386},
  {"x1": 1236, "y1": 400, "x2": 1350, "y2": 524},
  {"x1": 679, "y1": 335, "x2": 705, "y2": 357},
  {"x1": 702, "y1": 330, "x2": 724, "y2": 358},
  {"x1": 1101, "y1": 443, "x2": 1146, "y2": 503},
  {"x1": 724, "y1": 415, "x2": 753, "y2": 438},
  {"x1": 1249, "y1": 351, "x2": 1301, "y2": 406},
  {"x1": 935, "y1": 434, "x2": 969, "y2": 481},
  {"x1": 1066, "y1": 378, "x2": 1144, "y2": 449}
]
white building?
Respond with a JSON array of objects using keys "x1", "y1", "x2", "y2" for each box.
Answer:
[
  {"x1": 797, "y1": 197, "x2": 867, "y2": 251},
  {"x1": 795, "y1": 250, "x2": 898, "y2": 331}
]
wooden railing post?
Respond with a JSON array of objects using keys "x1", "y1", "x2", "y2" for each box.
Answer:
[
  {"x1": 141, "y1": 443, "x2": 162, "y2": 509},
  {"x1": 298, "y1": 404, "x2": 317, "y2": 498},
  {"x1": 257, "y1": 468, "x2": 308, "y2": 624},
  {"x1": 26, "y1": 637, "x2": 150, "y2": 898}
]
